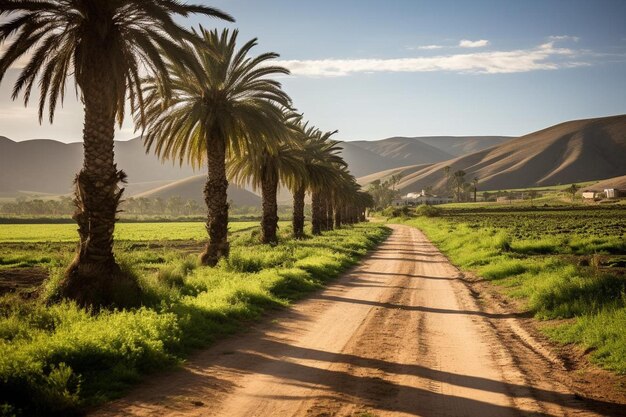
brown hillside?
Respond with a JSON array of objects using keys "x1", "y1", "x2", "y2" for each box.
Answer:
[
  {"x1": 359, "y1": 115, "x2": 626, "y2": 193},
  {"x1": 344, "y1": 135, "x2": 511, "y2": 177},
  {"x1": 581, "y1": 175, "x2": 626, "y2": 192},
  {"x1": 135, "y1": 175, "x2": 261, "y2": 206}
]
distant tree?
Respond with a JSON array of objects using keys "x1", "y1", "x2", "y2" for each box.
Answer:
[
  {"x1": 565, "y1": 184, "x2": 581, "y2": 203},
  {"x1": 528, "y1": 190, "x2": 539, "y2": 206},
  {"x1": 154, "y1": 197, "x2": 166, "y2": 215},
  {"x1": 137, "y1": 197, "x2": 151, "y2": 215},
  {"x1": 389, "y1": 173, "x2": 403, "y2": 191},
  {"x1": 452, "y1": 170, "x2": 466, "y2": 202},
  {"x1": 185, "y1": 200, "x2": 200, "y2": 216},
  {"x1": 167, "y1": 196, "x2": 184, "y2": 216},
  {"x1": 473, "y1": 177, "x2": 479, "y2": 202},
  {"x1": 367, "y1": 179, "x2": 398, "y2": 210},
  {"x1": 482, "y1": 191, "x2": 491, "y2": 202}
]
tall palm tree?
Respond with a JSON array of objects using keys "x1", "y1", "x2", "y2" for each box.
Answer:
[
  {"x1": 301, "y1": 130, "x2": 344, "y2": 235},
  {"x1": 0, "y1": 0, "x2": 232, "y2": 305},
  {"x1": 228, "y1": 139, "x2": 305, "y2": 244},
  {"x1": 140, "y1": 28, "x2": 291, "y2": 265}
]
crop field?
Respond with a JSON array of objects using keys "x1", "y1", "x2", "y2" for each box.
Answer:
[
  {"x1": 0, "y1": 221, "x2": 270, "y2": 243},
  {"x1": 396, "y1": 206, "x2": 626, "y2": 373},
  {"x1": 442, "y1": 207, "x2": 626, "y2": 244}
]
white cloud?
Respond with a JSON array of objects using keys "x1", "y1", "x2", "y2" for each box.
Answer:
[
  {"x1": 276, "y1": 40, "x2": 589, "y2": 77},
  {"x1": 459, "y1": 39, "x2": 490, "y2": 48},
  {"x1": 415, "y1": 44, "x2": 444, "y2": 50},
  {"x1": 548, "y1": 35, "x2": 580, "y2": 42}
]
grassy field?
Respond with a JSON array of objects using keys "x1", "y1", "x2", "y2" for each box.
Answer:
[
  {"x1": 0, "y1": 222, "x2": 389, "y2": 416},
  {"x1": 394, "y1": 206, "x2": 626, "y2": 374},
  {"x1": 0, "y1": 221, "x2": 271, "y2": 243}
]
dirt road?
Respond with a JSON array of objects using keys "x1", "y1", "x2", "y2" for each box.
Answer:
[{"x1": 95, "y1": 224, "x2": 619, "y2": 417}]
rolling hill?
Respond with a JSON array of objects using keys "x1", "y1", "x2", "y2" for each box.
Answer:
[
  {"x1": 581, "y1": 174, "x2": 626, "y2": 192},
  {"x1": 340, "y1": 135, "x2": 511, "y2": 177},
  {"x1": 2, "y1": 115, "x2": 624, "y2": 204},
  {"x1": 358, "y1": 115, "x2": 626, "y2": 193},
  {"x1": 134, "y1": 175, "x2": 261, "y2": 206},
  {"x1": 0, "y1": 132, "x2": 511, "y2": 201},
  {"x1": 0, "y1": 136, "x2": 197, "y2": 196}
]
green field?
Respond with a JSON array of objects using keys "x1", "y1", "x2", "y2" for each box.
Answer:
[
  {"x1": 0, "y1": 221, "x2": 389, "y2": 416},
  {"x1": 0, "y1": 221, "x2": 273, "y2": 243},
  {"x1": 394, "y1": 206, "x2": 626, "y2": 373}
]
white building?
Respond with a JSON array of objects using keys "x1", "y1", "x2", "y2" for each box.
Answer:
[
  {"x1": 604, "y1": 188, "x2": 622, "y2": 199},
  {"x1": 394, "y1": 190, "x2": 452, "y2": 206}
]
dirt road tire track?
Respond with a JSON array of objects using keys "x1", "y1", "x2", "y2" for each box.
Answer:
[{"x1": 94, "y1": 224, "x2": 621, "y2": 417}]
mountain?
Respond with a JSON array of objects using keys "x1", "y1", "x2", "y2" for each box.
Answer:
[
  {"x1": 1, "y1": 132, "x2": 508, "y2": 199},
  {"x1": 358, "y1": 115, "x2": 626, "y2": 193},
  {"x1": 336, "y1": 142, "x2": 405, "y2": 178},
  {"x1": 340, "y1": 135, "x2": 511, "y2": 177},
  {"x1": 413, "y1": 136, "x2": 512, "y2": 157},
  {"x1": 0, "y1": 136, "x2": 197, "y2": 195},
  {"x1": 2, "y1": 115, "x2": 623, "y2": 203},
  {"x1": 134, "y1": 175, "x2": 261, "y2": 206}
]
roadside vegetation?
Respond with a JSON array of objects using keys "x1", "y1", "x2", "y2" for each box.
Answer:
[
  {"x1": 391, "y1": 206, "x2": 626, "y2": 373},
  {"x1": 0, "y1": 223, "x2": 389, "y2": 416},
  {"x1": 0, "y1": 2, "x2": 381, "y2": 416}
]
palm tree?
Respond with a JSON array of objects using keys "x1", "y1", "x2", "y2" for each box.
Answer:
[
  {"x1": 228, "y1": 139, "x2": 305, "y2": 244},
  {"x1": 0, "y1": 0, "x2": 232, "y2": 305},
  {"x1": 306, "y1": 131, "x2": 345, "y2": 235},
  {"x1": 453, "y1": 170, "x2": 467, "y2": 202},
  {"x1": 473, "y1": 177, "x2": 479, "y2": 202},
  {"x1": 332, "y1": 168, "x2": 360, "y2": 228},
  {"x1": 140, "y1": 28, "x2": 290, "y2": 265}
]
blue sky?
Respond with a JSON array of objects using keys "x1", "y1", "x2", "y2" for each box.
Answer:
[{"x1": 1, "y1": 0, "x2": 625, "y2": 142}]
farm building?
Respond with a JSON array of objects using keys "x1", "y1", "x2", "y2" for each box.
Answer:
[
  {"x1": 604, "y1": 188, "x2": 625, "y2": 199},
  {"x1": 582, "y1": 191, "x2": 598, "y2": 200},
  {"x1": 393, "y1": 190, "x2": 452, "y2": 206}
]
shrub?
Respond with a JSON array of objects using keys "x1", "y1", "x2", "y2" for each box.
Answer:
[
  {"x1": 381, "y1": 205, "x2": 414, "y2": 218},
  {"x1": 415, "y1": 205, "x2": 442, "y2": 217}
]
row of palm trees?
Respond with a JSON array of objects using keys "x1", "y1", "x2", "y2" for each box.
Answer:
[{"x1": 0, "y1": 1, "x2": 372, "y2": 306}]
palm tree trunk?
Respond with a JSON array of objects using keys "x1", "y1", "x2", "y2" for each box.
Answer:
[
  {"x1": 292, "y1": 185, "x2": 306, "y2": 239},
  {"x1": 62, "y1": 70, "x2": 138, "y2": 307},
  {"x1": 201, "y1": 133, "x2": 230, "y2": 266},
  {"x1": 311, "y1": 190, "x2": 322, "y2": 235},
  {"x1": 334, "y1": 203, "x2": 342, "y2": 228},
  {"x1": 318, "y1": 196, "x2": 326, "y2": 232},
  {"x1": 326, "y1": 199, "x2": 334, "y2": 230},
  {"x1": 261, "y1": 171, "x2": 279, "y2": 245}
]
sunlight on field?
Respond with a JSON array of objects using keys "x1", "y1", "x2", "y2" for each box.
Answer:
[{"x1": 0, "y1": 221, "x2": 280, "y2": 243}]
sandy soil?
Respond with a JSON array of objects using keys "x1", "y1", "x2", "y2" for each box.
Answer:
[{"x1": 93, "y1": 224, "x2": 623, "y2": 417}]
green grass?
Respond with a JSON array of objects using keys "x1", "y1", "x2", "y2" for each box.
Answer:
[
  {"x1": 0, "y1": 221, "x2": 277, "y2": 243},
  {"x1": 393, "y1": 207, "x2": 626, "y2": 374},
  {"x1": 0, "y1": 222, "x2": 389, "y2": 416}
]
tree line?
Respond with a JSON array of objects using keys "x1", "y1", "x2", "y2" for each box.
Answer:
[{"x1": 0, "y1": 1, "x2": 373, "y2": 307}]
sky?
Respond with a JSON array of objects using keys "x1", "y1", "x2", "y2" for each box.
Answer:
[{"x1": 1, "y1": 0, "x2": 625, "y2": 143}]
